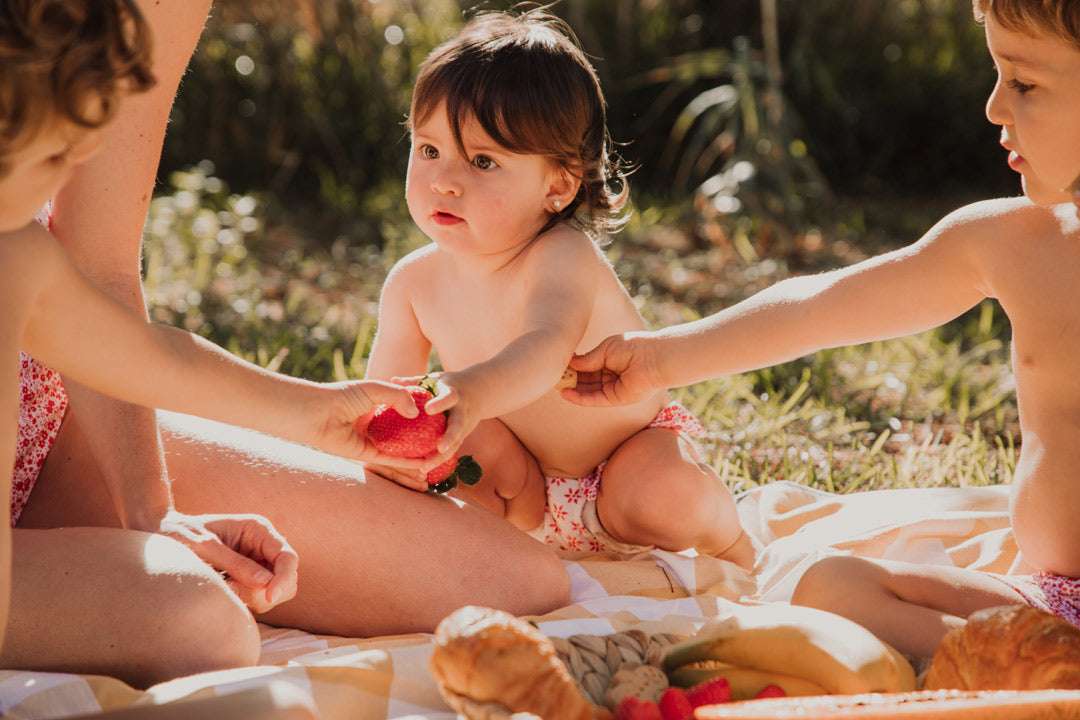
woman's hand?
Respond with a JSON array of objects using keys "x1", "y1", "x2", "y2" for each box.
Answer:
[{"x1": 155, "y1": 511, "x2": 299, "y2": 614}]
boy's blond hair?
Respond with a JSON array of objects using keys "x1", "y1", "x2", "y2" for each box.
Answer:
[
  {"x1": 0, "y1": 0, "x2": 155, "y2": 174},
  {"x1": 973, "y1": 0, "x2": 1080, "y2": 47}
]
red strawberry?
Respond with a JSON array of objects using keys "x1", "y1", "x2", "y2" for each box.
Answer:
[
  {"x1": 360, "y1": 379, "x2": 483, "y2": 495},
  {"x1": 753, "y1": 684, "x2": 786, "y2": 699},
  {"x1": 614, "y1": 696, "x2": 663, "y2": 720},
  {"x1": 686, "y1": 677, "x2": 732, "y2": 708},
  {"x1": 658, "y1": 687, "x2": 694, "y2": 720},
  {"x1": 362, "y1": 386, "x2": 446, "y2": 458}
]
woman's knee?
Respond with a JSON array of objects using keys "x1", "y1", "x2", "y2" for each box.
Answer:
[{"x1": 139, "y1": 534, "x2": 261, "y2": 681}]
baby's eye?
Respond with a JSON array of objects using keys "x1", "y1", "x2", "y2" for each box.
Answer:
[
  {"x1": 472, "y1": 155, "x2": 497, "y2": 170},
  {"x1": 420, "y1": 144, "x2": 439, "y2": 160},
  {"x1": 1007, "y1": 78, "x2": 1035, "y2": 95}
]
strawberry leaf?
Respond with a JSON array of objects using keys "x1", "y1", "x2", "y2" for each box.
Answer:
[{"x1": 454, "y1": 455, "x2": 483, "y2": 486}]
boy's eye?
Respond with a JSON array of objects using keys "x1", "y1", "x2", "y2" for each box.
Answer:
[
  {"x1": 472, "y1": 155, "x2": 496, "y2": 170},
  {"x1": 420, "y1": 144, "x2": 439, "y2": 159},
  {"x1": 1007, "y1": 78, "x2": 1035, "y2": 95}
]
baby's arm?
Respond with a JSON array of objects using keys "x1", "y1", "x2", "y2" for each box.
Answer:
[
  {"x1": 568, "y1": 205, "x2": 991, "y2": 406},
  {"x1": 428, "y1": 228, "x2": 599, "y2": 453}
]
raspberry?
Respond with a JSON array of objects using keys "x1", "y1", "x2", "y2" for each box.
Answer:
[
  {"x1": 614, "y1": 695, "x2": 663, "y2": 720},
  {"x1": 658, "y1": 687, "x2": 694, "y2": 720},
  {"x1": 686, "y1": 676, "x2": 732, "y2": 708},
  {"x1": 753, "y1": 684, "x2": 787, "y2": 699}
]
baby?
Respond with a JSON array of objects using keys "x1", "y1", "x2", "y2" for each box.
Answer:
[{"x1": 365, "y1": 9, "x2": 755, "y2": 567}]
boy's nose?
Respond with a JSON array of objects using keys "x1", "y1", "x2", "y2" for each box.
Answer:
[{"x1": 984, "y1": 81, "x2": 1010, "y2": 127}]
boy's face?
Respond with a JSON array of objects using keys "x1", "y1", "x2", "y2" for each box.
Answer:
[
  {"x1": 984, "y1": 15, "x2": 1080, "y2": 204},
  {"x1": 0, "y1": 122, "x2": 102, "y2": 232},
  {"x1": 406, "y1": 103, "x2": 569, "y2": 257}
]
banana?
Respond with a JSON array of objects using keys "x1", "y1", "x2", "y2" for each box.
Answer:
[
  {"x1": 667, "y1": 662, "x2": 830, "y2": 699},
  {"x1": 662, "y1": 604, "x2": 916, "y2": 695}
]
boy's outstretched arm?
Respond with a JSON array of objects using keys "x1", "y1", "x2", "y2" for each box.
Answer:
[{"x1": 567, "y1": 207, "x2": 991, "y2": 406}]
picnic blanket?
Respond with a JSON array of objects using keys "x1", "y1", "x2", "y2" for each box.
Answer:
[{"x1": 0, "y1": 481, "x2": 1030, "y2": 719}]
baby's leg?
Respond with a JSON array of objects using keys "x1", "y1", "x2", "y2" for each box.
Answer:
[
  {"x1": 3, "y1": 526, "x2": 259, "y2": 688},
  {"x1": 791, "y1": 556, "x2": 1028, "y2": 659},
  {"x1": 596, "y1": 428, "x2": 753, "y2": 566},
  {"x1": 454, "y1": 418, "x2": 547, "y2": 533}
]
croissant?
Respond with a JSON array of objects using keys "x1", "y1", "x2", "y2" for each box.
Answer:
[
  {"x1": 430, "y1": 605, "x2": 611, "y2": 720},
  {"x1": 924, "y1": 604, "x2": 1080, "y2": 691}
]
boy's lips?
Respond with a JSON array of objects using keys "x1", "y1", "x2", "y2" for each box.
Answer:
[{"x1": 1006, "y1": 149, "x2": 1024, "y2": 172}]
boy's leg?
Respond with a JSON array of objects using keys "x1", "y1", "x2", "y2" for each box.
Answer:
[
  {"x1": 791, "y1": 556, "x2": 1028, "y2": 659},
  {"x1": 2, "y1": 526, "x2": 259, "y2": 688},
  {"x1": 23, "y1": 411, "x2": 569, "y2": 638},
  {"x1": 595, "y1": 428, "x2": 753, "y2": 566},
  {"x1": 452, "y1": 418, "x2": 547, "y2": 533}
]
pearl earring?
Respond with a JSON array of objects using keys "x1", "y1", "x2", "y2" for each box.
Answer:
[{"x1": 552, "y1": 200, "x2": 562, "y2": 212}]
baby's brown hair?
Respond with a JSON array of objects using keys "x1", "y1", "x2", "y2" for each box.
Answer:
[
  {"x1": 409, "y1": 8, "x2": 628, "y2": 240},
  {"x1": 0, "y1": 0, "x2": 155, "y2": 174},
  {"x1": 973, "y1": 0, "x2": 1080, "y2": 48}
]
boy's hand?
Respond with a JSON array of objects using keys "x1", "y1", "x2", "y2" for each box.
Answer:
[
  {"x1": 561, "y1": 332, "x2": 662, "y2": 407},
  {"x1": 155, "y1": 510, "x2": 298, "y2": 614}
]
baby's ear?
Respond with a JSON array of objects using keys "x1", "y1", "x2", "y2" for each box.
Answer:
[{"x1": 545, "y1": 164, "x2": 581, "y2": 211}]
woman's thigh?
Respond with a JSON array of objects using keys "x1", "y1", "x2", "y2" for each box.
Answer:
[
  {"x1": 22, "y1": 410, "x2": 569, "y2": 636},
  {"x1": 160, "y1": 413, "x2": 569, "y2": 635},
  {"x1": 4, "y1": 526, "x2": 259, "y2": 688}
]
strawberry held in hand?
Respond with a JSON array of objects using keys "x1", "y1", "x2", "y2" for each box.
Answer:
[{"x1": 360, "y1": 378, "x2": 482, "y2": 494}]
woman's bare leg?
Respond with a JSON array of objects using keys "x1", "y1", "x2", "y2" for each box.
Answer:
[
  {"x1": 23, "y1": 410, "x2": 570, "y2": 637},
  {"x1": 791, "y1": 556, "x2": 1028, "y2": 659},
  {"x1": 1, "y1": 527, "x2": 260, "y2": 688}
]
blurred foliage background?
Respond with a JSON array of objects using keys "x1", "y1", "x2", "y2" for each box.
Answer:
[
  {"x1": 162, "y1": 0, "x2": 1017, "y2": 246},
  {"x1": 146, "y1": 0, "x2": 1024, "y2": 491}
]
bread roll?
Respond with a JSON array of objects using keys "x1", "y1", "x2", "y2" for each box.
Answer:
[
  {"x1": 925, "y1": 605, "x2": 1080, "y2": 691},
  {"x1": 430, "y1": 606, "x2": 611, "y2": 720}
]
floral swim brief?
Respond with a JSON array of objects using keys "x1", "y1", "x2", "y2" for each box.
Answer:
[
  {"x1": 526, "y1": 403, "x2": 706, "y2": 557},
  {"x1": 993, "y1": 571, "x2": 1080, "y2": 628},
  {"x1": 12, "y1": 352, "x2": 68, "y2": 526}
]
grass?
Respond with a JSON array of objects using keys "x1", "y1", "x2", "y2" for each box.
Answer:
[{"x1": 143, "y1": 165, "x2": 1019, "y2": 496}]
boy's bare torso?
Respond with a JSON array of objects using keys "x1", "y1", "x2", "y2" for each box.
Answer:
[
  {"x1": 976, "y1": 199, "x2": 1080, "y2": 567},
  {"x1": 406, "y1": 235, "x2": 669, "y2": 478}
]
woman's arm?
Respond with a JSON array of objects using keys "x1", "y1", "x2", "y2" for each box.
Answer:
[{"x1": 48, "y1": 0, "x2": 213, "y2": 530}]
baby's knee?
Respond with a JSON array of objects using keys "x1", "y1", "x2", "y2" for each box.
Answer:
[{"x1": 137, "y1": 536, "x2": 260, "y2": 684}]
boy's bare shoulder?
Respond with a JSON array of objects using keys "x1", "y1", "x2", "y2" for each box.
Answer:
[{"x1": 940, "y1": 196, "x2": 1067, "y2": 240}]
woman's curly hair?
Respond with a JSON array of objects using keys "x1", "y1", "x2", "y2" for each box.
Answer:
[
  {"x1": 409, "y1": 8, "x2": 630, "y2": 241},
  {"x1": 0, "y1": 0, "x2": 155, "y2": 173}
]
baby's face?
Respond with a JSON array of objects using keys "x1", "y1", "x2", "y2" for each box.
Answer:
[
  {"x1": 0, "y1": 122, "x2": 101, "y2": 232},
  {"x1": 983, "y1": 15, "x2": 1080, "y2": 205}
]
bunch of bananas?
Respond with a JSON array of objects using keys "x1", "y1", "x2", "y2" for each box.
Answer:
[{"x1": 662, "y1": 604, "x2": 917, "y2": 700}]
